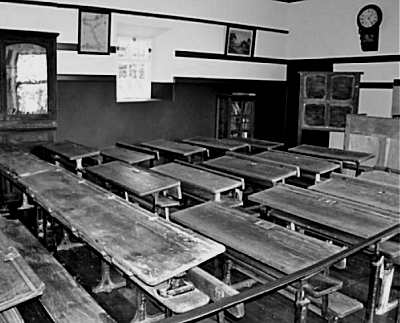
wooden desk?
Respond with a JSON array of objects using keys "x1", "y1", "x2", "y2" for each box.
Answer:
[
  {"x1": 86, "y1": 161, "x2": 181, "y2": 216},
  {"x1": 203, "y1": 155, "x2": 298, "y2": 187},
  {"x1": 152, "y1": 162, "x2": 243, "y2": 204},
  {"x1": 141, "y1": 139, "x2": 208, "y2": 162},
  {"x1": 0, "y1": 230, "x2": 44, "y2": 312},
  {"x1": 18, "y1": 169, "x2": 224, "y2": 316},
  {"x1": 40, "y1": 141, "x2": 100, "y2": 173},
  {"x1": 172, "y1": 201, "x2": 341, "y2": 275},
  {"x1": 101, "y1": 146, "x2": 155, "y2": 166},
  {"x1": 182, "y1": 137, "x2": 250, "y2": 154},
  {"x1": 358, "y1": 170, "x2": 400, "y2": 189},
  {"x1": 289, "y1": 144, "x2": 374, "y2": 175},
  {"x1": 311, "y1": 173, "x2": 400, "y2": 215},
  {"x1": 255, "y1": 150, "x2": 340, "y2": 183},
  {"x1": 19, "y1": 169, "x2": 222, "y2": 286},
  {"x1": 227, "y1": 137, "x2": 284, "y2": 152},
  {"x1": 248, "y1": 184, "x2": 400, "y2": 316}
]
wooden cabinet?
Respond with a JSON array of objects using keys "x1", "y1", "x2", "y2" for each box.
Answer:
[
  {"x1": 0, "y1": 29, "x2": 58, "y2": 144},
  {"x1": 297, "y1": 72, "x2": 362, "y2": 144},
  {"x1": 216, "y1": 93, "x2": 255, "y2": 139}
]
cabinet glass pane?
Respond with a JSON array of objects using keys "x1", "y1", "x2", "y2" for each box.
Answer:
[
  {"x1": 304, "y1": 104, "x2": 325, "y2": 126},
  {"x1": 331, "y1": 76, "x2": 354, "y2": 100},
  {"x1": 305, "y1": 75, "x2": 326, "y2": 99},
  {"x1": 329, "y1": 105, "x2": 352, "y2": 128},
  {"x1": 6, "y1": 43, "x2": 48, "y2": 116}
]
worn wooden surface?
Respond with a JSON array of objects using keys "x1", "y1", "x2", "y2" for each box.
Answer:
[
  {"x1": 182, "y1": 137, "x2": 250, "y2": 152},
  {"x1": 311, "y1": 173, "x2": 400, "y2": 214},
  {"x1": 203, "y1": 155, "x2": 298, "y2": 186},
  {"x1": 0, "y1": 217, "x2": 114, "y2": 323},
  {"x1": 101, "y1": 146, "x2": 154, "y2": 165},
  {"x1": 289, "y1": 144, "x2": 374, "y2": 163},
  {"x1": 20, "y1": 169, "x2": 224, "y2": 286},
  {"x1": 248, "y1": 184, "x2": 399, "y2": 258},
  {"x1": 255, "y1": 151, "x2": 340, "y2": 175},
  {"x1": 152, "y1": 162, "x2": 242, "y2": 195},
  {"x1": 86, "y1": 161, "x2": 180, "y2": 197},
  {"x1": 0, "y1": 230, "x2": 44, "y2": 312},
  {"x1": 141, "y1": 139, "x2": 207, "y2": 157},
  {"x1": 40, "y1": 141, "x2": 100, "y2": 161},
  {"x1": 344, "y1": 115, "x2": 400, "y2": 170},
  {"x1": 0, "y1": 148, "x2": 55, "y2": 178},
  {"x1": 231, "y1": 138, "x2": 284, "y2": 150},
  {"x1": 172, "y1": 201, "x2": 341, "y2": 275},
  {"x1": 358, "y1": 170, "x2": 400, "y2": 188}
]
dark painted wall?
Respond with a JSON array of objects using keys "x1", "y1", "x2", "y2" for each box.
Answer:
[{"x1": 56, "y1": 78, "x2": 287, "y2": 148}]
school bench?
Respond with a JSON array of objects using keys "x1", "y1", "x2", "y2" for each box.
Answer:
[{"x1": 0, "y1": 216, "x2": 114, "y2": 323}]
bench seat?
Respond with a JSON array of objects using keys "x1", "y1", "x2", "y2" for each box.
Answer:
[{"x1": 0, "y1": 217, "x2": 114, "y2": 323}]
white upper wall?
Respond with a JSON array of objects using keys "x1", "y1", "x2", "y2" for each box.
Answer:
[
  {"x1": 0, "y1": 0, "x2": 288, "y2": 81},
  {"x1": 286, "y1": 0, "x2": 399, "y2": 58}
]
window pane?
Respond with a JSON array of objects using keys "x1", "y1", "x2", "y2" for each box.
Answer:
[{"x1": 6, "y1": 43, "x2": 48, "y2": 116}]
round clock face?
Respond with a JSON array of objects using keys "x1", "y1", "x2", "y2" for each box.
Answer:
[{"x1": 357, "y1": 5, "x2": 382, "y2": 28}]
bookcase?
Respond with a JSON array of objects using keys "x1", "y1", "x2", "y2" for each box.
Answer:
[{"x1": 216, "y1": 93, "x2": 255, "y2": 139}]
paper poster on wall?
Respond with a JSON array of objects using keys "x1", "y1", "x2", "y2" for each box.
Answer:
[{"x1": 116, "y1": 37, "x2": 152, "y2": 102}]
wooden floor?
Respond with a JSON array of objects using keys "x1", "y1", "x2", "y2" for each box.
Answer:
[{"x1": 13, "y1": 209, "x2": 399, "y2": 323}]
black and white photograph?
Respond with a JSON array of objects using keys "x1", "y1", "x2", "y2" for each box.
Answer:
[
  {"x1": 0, "y1": 1, "x2": 398, "y2": 323},
  {"x1": 225, "y1": 27, "x2": 254, "y2": 56}
]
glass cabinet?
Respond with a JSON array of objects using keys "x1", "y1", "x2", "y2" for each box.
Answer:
[
  {"x1": 216, "y1": 93, "x2": 255, "y2": 139},
  {"x1": 0, "y1": 29, "x2": 58, "y2": 144}
]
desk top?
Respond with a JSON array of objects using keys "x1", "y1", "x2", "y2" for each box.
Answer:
[
  {"x1": 86, "y1": 161, "x2": 179, "y2": 197},
  {"x1": 358, "y1": 170, "x2": 400, "y2": 188},
  {"x1": 255, "y1": 151, "x2": 340, "y2": 175},
  {"x1": 0, "y1": 230, "x2": 44, "y2": 312},
  {"x1": 182, "y1": 137, "x2": 250, "y2": 152},
  {"x1": 203, "y1": 155, "x2": 298, "y2": 186},
  {"x1": 20, "y1": 169, "x2": 224, "y2": 286},
  {"x1": 249, "y1": 184, "x2": 398, "y2": 247},
  {"x1": 41, "y1": 141, "x2": 100, "y2": 161},
  {"x1": 311, "y1": 173, "x2": 400, "y2": 214},
  {"x1": 234, "y1": 138, "x2": 284, "y2": 150},
  {"x1": 0, "y1": 149, "x2": 55, "y2": 178},
  {"x1": 141, "y1": 139, "x2": 207, "y2": 157},
  {"x1": 101, "y1": 146, "x2": 154, "y2": 165},
  {"x1": 152, "y1": 162, "x2": 242, "y2": 194},
  {"x1": 172, "y1": 202, "x2": 340, "y2": 275},
  {"x1": 289, "y1": 144, "x2": 374, "y2": 163}
]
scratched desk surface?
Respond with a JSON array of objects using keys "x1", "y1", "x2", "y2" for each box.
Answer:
[
  {"x1": 141, "y1": 139, "x2": 207, "y2": 157},
  {"x1": 311, "y1": 173, "x2": 400, "y2": 214},
  {"x1": 101, "y1": 146, "x2": 154, "y2": 165},
  {"x1": 20, "y1": 169, "x2": 224, "y2": 286},
  {"x1": 172, "y1": 201, "x2": 341, "y2": 275},
  {"x1": 86, "y1": 161, "x2": 180, "y2": 197},
  {"x1": 41, "y1": 141, "x2": 100, "y2": 161},
  {"x1": 358, "y1": 170, "x2": 400, "y2": 188},
  {"x1": 203, "y1": 155, "x2": 297, "y2": 186},
  {"x1": 152, "y1": 162, "x2": 242, "y2": 194},
  {"x1": 0, "y1": 230, "x2": 44, "y2": 312},
  {"x1": 255, "y1": 151, "x2": 340, "y2": 175},
  {"x1": 289, "y1": 144, "x2": 374, "y2": 163},
  {"x1": 182, "y1": 137, "x2": 250, "y2": 152},
  {"x1": 0, "y1": 149, "x2": 55, "y2": 178},
  {"x1": 249, "y1": 184, "x2": 399, "y2": 258}
]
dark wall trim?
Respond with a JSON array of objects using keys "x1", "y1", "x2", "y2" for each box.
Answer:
[
  {"x1": 175, "y1": 50, "x2": 287, "y2": 65},
  {"x1": 394, "y1": 79, "x2": 400, "y2": 86},
  {"x1": 0, "y1": 0, "x2": 289, "y2": 34},
  {"x1": 296, "y1": 54, "x2": 400, "y2": 64},
  {"x1": 57, "y1": 74, "x2": 173, "y2": 100},
  {"x1": 174, "y1": 76, "x2": 286, "y2": 86},
  {"x1": 57, "y1": 42, "x2": 117, "y2": 53},
  {"x1": 360, "y1": 82, "x2": 395, "y2": 89}
]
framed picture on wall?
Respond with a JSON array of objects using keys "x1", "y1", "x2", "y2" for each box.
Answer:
[
  {"x1": 225, "y1": 26, "x2": 255, "y2": 57},
  {"x1": 78, "y1": 8, "x2": 111, "y2": 54}
]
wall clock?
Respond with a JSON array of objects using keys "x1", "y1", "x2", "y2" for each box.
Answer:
[{"x1": 356, "y1": 4, "x2": 383, "y2": 51}]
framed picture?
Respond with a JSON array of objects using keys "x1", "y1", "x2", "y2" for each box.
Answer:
[
  {"x1": 78, "y1": 9, "x2": 111, "y2": 55},
  {"x1": 225, "y1": 26, "x2": 255, "y2": 57}
]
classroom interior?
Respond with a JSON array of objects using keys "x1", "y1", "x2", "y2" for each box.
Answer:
[{"x1": 0, "y1": 0, "x2": 399, "y2": 323}]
